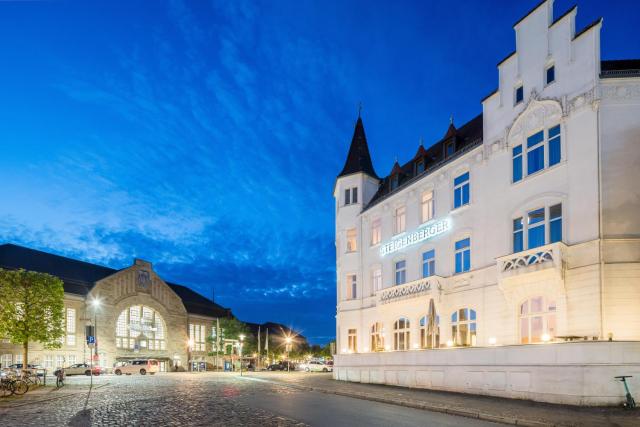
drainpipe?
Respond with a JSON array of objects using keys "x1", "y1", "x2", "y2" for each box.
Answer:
[{"x1": 595, "y1": 94, "x2": 605, "y2": 340}]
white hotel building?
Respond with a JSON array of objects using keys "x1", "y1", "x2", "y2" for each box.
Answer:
[{"x1": 333, "y1": 0, "x2": 640, "y2": 405}]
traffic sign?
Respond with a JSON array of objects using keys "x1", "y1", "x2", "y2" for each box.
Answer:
[{"x1": 87, "y1": 335, "x2": 95, "y2": 347}]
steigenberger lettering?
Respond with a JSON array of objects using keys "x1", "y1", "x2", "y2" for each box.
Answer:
[{"x1": 380, "y1": 218, "x2": 451, "y2": 256}]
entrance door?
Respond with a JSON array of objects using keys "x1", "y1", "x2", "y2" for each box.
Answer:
[{"x1": 159, "y1": 361, "x2": 166, "y2": 372}]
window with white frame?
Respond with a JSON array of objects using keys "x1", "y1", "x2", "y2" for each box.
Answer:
[
  {"x1": 346, "y1": 228, "x2": 357, "y2": 252},
  {"x1": 394, "y1": 206, "x2": 406, "y2": 234},
  {"x1": 516, "y1": 125, "x2": 561, "y2": 178},
  {"x1": 346, "y1": 274, "x2": 357, "y2": 300},
  {"x1": 393, "y1": 318, "x2": 410, "y2": 351},
  {"x1": 67, "y1": 354, "x2": 76, "y2": 366},
  {"x1": 454, "y1": 238, "x2": 471, "y2": 273},
  {"x1": 56, "y1": 355, "x2": 65, "y2": 368},
  {"x1": 44, "y1": 355, "x2": 53, "y2": 369},
  {"x1": 419, "y1": 315, "x2": 440, "y2": 349},
  {"x1": 189, "y1": 324, "x2": 206, "y2": 352},
  {"x1": 1, "y1": 354, "x2": 12, "y2": 369},
  {"x1": 451, "y1": 308, "x2": 477, "y2": 346},
  {"x1": 422, "y1": 250, "x2": 435, "y2": 277},
  {"x1": 116, "y1": 305, "x2": 166, "y2": 351},
  {"x1": 453, "y1": 172, "x2": 469, "y2": 209},
  {"x1": 370, "y1": 322, "x2": 384, "y2": 352},
  {"x1": 15, "y1": 354, "x2": 23, "y2": 365},
  {"x1": 520, "y1": 297, "x2": 556, "y2": 344},
  {"x1": 344, "y1": 187, "x2": 358, "y2": 205},
  {"x1": 371, "y1": 267, "x2": 382, "y2": 292},
  {"x1": 347, "y1": 329, "x2": 357, "y2": 352},
  {"x1": 394, "y1": 260, "x2": 406, "y2": 285},
  {"x1": 370, "y1": 219, "x2": 381, "y2": 246},
  {"x1": 513, "y1": 203, "x2": 562, "y2": 251},
  {"x1": 66, "y1": 308, "x2": 76, "y2": 346},
  {"x1": 421, "y1": 191, "x2": 434, "y2": 223}
]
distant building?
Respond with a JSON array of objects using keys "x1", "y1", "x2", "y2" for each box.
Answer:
[{"x1": 333, "y1": 0, "x2": 640, "y2": 405}]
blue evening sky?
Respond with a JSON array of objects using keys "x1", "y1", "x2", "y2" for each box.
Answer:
[{"x1": 1, "y1": 1, "x2": 638, "y2": 344}]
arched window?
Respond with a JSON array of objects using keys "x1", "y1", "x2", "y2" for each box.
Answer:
[
  {"x1": 520, "y1": 297, "x2": 556, "y2": 343},
  {"x1": 419, "y1": 315, "x2": 440, "y2": 348},
  {"x1": 116, "y1": 305, "x2": 166, "y2": 351},
  {"x1": 370, "y1": 322, "x2": 384, "y2": 352},
  {"x1": 393, "y1": 318, "x2": 410, "y2": 351},
  {"x1": 451, "y1": 308, "x2": 476, "y2": 346}
]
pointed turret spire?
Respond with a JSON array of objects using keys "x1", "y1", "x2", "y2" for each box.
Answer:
[
  {"x1": 338, "y1": 116, "x2": 378, "y2": 179},
  {"x1": 444, "y1": 119, "x2": 457, "y2": 139}
]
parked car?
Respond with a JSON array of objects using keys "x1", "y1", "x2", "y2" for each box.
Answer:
[
  {"x1": 54, "y1": 363, "x2": 102, "y2": 377},
  {"x1": 114, "y1": 359, "x2": 159, "y2": 376},
  {"x1": 301, "y1": 360, "x2": 332, "y2": 372},
  {"x1": 267, "y1": 361, "x2": 295, "y2": 371}
]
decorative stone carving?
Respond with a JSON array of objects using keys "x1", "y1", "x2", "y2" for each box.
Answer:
[
  {"x1": 501, "y1": 249, "x2": 554, "y2": 272},
  {"x1": 379, "y1": 278, "x2": 442, "y2": 304},
  {"x1": 508, "y1": 99, "x2": 563, "y2": 147}
]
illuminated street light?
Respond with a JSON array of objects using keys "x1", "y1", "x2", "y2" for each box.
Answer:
[{"x1": 239, "y1": 334, "x2": 245, "y2": 376}]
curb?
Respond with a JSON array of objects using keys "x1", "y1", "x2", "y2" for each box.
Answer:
[{"x1": 240, "y1": 376, "x2": 564, "y2": 426}]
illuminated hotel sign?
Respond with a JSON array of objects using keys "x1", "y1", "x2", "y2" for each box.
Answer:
[{"x1": 380, "y1": 218, "x2": 451, "y2": 256}]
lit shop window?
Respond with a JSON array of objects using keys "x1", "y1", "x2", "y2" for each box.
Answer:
[
  {"x1": 454, "y1": 238, "x2": 471, "y2": 273},
  {"x1": 371, "y1": 267, "x2": 382, "y2": 292},
  {"x1": 421, "y1": 191, "x2": 434, "y2": 223},
  {"x1": 346, "y1": 228, "x2": 357, "y2": 252},
  {"x1": 347, "y1": 329, "x2": 357, "y2": 353},
  {"x1": 422, "y1": 250, "x2": 435, "y2": 278},
  {"x1": 419, "y1": 315, "x2": 440, "y2": 349},
  {"x1": 393, "y1": 318, "x2": 410, "y2": 351},
  {"x1": 344, "y1": 187, "x2": 358, "y2": 205},
  {"x1": 513, "y1": 204, "x2": 562, "y2": 251},
  {"x1": 520, "y1": 297, "x2": 556, "y2": 344},
  {"x1": 451, "y1": 308, "x2": 477, "y2": 346},
  {"x1": 66, "y1": 308, "x2": 76, "y2": 346},
  {"x1": 189, "y1": 324, "x2": 206, "y2": 352},
  {"x1": 116, "y1": 305, "x2": 166, "y2": 351},
  {"x1": 370, "y1": 322, "x2": 385, "y2": 352},
  {"x1": 394, "y1": 260, "x2": 406, "y2": 285},
  {"x1": 346, "y1": 274, "x2": 357, "y2": 300},
  {"x1": 394, "y1": 206, "x2": 406, "y2": 234},
  {"x1": 517, "y1": 125, "x2": 561, "y2": 178},
  {"x1": 453, "y1": 172, "x2": 470, "y2": 209},
  {"x1": 371, "y1": 219, "x2": 381, "y2": 246}
]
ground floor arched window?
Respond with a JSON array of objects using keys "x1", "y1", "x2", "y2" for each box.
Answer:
[
  {"x1": 393, "y1": 318, "x2": 410, "y2": 351},
  {"x1": 451, "y1": 308, "x2": 476, "y2": 346},
  {"x1": 419, "y1": 315, "x2": 440, "y2": 348},
  {"x1": 520, "y1": 297, "x2": 556, "y2": 343},
  {"x1": 370, "y1": 322, "x2": 384, "y2": 352},
  {"x1": 116, "y1": 305, "x2": 166, "y2": 350}
]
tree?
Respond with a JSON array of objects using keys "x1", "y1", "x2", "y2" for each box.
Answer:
[
  {"x1": 0, "y1": 269, "x2": 65, "y2": 365},
  {"x1": 208, "y1": 317, "x2": 254, "y2": 356}
]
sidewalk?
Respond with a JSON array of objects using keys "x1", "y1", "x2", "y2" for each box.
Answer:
[
  {"x1": 242, "y1": 372, "x2": 640, "y2": 427},
  {"x1": 0, "y1": 383, "x2": 108, "y2": 410}
]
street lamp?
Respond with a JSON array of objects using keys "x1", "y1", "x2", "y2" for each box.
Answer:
[
  {"x1": 285, "y1": 337, "x2": 292, "y2": 372},
  {"x1": 187, "y1": 339, "x2": 194, "y2": 372},
  {"x1": 90, "y1": 297, "x2": 101, "y2": 388},
  {"x1": 239, "y1": 334, "x2": 245, "y2": 376}
]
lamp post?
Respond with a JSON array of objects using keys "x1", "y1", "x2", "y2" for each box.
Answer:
[
  {"x1": 187, "y1": 339, "x2": 194, "y2": 372},
  {"x1": 285, "y1": 337, "x2": 292, "y2": 372},
  {"x1": 238, "y1": 334, "x2": 245, "y2": 376},
  {"x1": 90, "y1": 298, "x2": 100, "y2": 388}
]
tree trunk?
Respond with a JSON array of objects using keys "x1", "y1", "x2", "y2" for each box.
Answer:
[{"x1": 23, "y1": 341, "x2": 28, "y2": 368}]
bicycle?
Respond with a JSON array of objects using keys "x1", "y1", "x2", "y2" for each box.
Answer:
[
  {"x1": 615, "y1": 376, "x2": 636, "y2": 409},
  {"x1": 0, "y1": 371, "x2": 28, "y2": 396}
]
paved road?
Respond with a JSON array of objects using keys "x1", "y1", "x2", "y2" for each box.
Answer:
[{"x1": 0, "y1": 372, "x2": 497, "y2": 427}]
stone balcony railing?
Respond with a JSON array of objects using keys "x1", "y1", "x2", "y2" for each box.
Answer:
[
  {"x1": 496, "y1": 241, "x2": 567, "y2": 283},
  {"x1": 376, "y1": 276, "x2": 444, "y2": 305}
]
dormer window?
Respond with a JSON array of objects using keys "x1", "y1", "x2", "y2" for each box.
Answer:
[
  {"x1": 515, "y1": 85, "x2": 524, "y2": 105},
  {"x1": 445, "y1": 141, "x2": 455, "y2": 157},
  {"x1": 416, "y1": 160, "x2": 425, "y2": 174},
  {"x1": 545, "y1": 65, "x2": 555, "y2": 85},
  {"x1": 391, "y1": 175, "x2": 399, "y2": 190}
]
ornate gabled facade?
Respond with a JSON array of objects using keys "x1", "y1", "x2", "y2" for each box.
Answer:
[{"x1": 333, "y1": 0, "x2": 640, "y2": 405}]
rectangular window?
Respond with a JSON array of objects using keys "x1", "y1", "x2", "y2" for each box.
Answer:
[
  {"x1": 455, "y1": 238, "x2": 471, "y2": 273},
  {"x1": 1, "y1": 354, "x2": 12, "y2": 369},
  {"x1": 453, "y1": 172, "x2": 470, "y2": 208},
  {"x1": 527, "y1": 208, "x2": 546, "y2": 249},
  {"x1": 344, "y1": 188, "x2": 350, "y2": 205},
  {"x1": 446, "y1": 142, "x2": 455, "y2": 157},
  {"x1": 67, "y1": 354, "x2": 76, "y2": 366},
  {"x1": 513, "y1": 217, "x2": 524, "y2": 253},
  {"x1": 44, "y1": 355, "x2": 53, "y2": 369},
  {"x1": 421, "y1": 191, "x2": 434, "y2": 223},
  {"x1": 391, "y1": 176, "x2": 399, "y2": 190},
  {"x1": 372, "y1": 267, "x2": 382, "y2": 292},
  {"x1": 348, "y1": 329, "x2": 357, "y2": 352},
  {"x1": 371, "y1": 219, "x2": 381, "y2": 246},
  {"x1": 512, "y1": 145, "x2": 523, "y2": 182},
  {"x1": 422, "y1": 250, "x2": 435, "y2": 277},
  {"x1": 56, "y1": 355, "x2": 65, "y2": 368},
  {"x1": 346, "y1": 228, "x2": 357, "y2": 252},
  {"x1": 395, "y1": 260, "x2": 406, "y2": 285},
  {"x1": 344, "y1": 187, "x2": 358, "y2": 205},
  {"x1": 526, "y1": 131, "x2": 545, "y2": 175},
  {"x1": 189, "y1": 324, "x2": 206, "y2": 352},
  {"x1": 515, "y1": 85, "x2": 524, "y2": 104},
  {"x1": 346, "y1": 274, "x2": 357, "y2": 299},
  {"x1": 549, "y1": 204, "x2": 562, "y2": 243},
  {"x1": 548, "y1": 125, "x2": 561, "y2": 167},
  {"x1": 395, "y1": 206, "x2": 406, "y2": 234},
  {"x1": 546, "y1": 65, "x2": 555, "y2": 85},
  {"x1": 66, "y1": 308, "x2": 76, "y2": 346},
  {"x1": 416, "y1": 160, "x2": 425, "y2": 174},
  {"x1": 352, "y1": 187, "x2": 358, "y2": 204},
  {"x1": 15, "y1": 354, "x2": 23, "y2": 365}
]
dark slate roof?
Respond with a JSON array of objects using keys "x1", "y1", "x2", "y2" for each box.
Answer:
[
  {"x1": 364, "y1": 114, "x2": 483, "y2": 211},
  {"x1": 0, "y1": 243, "x2": 231, "y2": 318},
  {"x1": 601, "y1": 59, "x2": 640, "y2": 78},
  {"x1": 337, "y1": 117, "x2": 379, "y2": 179}
]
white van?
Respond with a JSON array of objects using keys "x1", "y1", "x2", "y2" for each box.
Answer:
[{"x1": 114, "y1": 359, "x2": 159, "y2": 376}]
